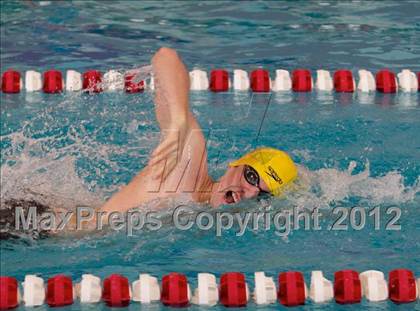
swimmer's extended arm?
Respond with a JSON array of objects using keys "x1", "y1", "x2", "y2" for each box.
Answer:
[
  {"x1": 148, "y1": 47, "x2": 194, "y2": 179},
  {"x1": 152, "y1": 47, "x2": 190, "y2": 128},
  {"x1": 99, "y1": 48, "x2": 208, "y2": 214}
]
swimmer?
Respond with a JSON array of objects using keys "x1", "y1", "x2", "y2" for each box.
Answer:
[
  {"x1": 100, "y1": 47, "x2": 298, "y2": 213},
  {"x1": 0, "y1": 47, "x2": 298, "y2": 238}
]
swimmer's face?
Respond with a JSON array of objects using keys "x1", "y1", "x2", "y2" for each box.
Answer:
[{"x1": 210, "y1": 165, "x2": 270, "y2": 208}]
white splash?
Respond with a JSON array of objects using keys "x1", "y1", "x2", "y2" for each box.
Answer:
[
  {"x1": 290, "y1": 161, "x2": 420, "y2": 210},
  {"x1": 125, "y1": 65, "x2": 153, "y2": 84},
  {"x1": 1, "y1": 151, "x2": 104, "y2": 211}
]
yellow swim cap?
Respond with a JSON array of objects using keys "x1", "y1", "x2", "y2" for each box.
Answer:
[{"x1": 229, "y1": 147, "x2": 298, "y2": 196}]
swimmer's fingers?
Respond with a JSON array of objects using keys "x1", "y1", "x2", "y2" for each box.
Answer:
[
  {"x1": 149, "y1": 136, "x2": 179, "y2": 165},
  {"x1": 149, "y1": 155, "x2": 177, "y2": 181},
  {"x1": 149, "y1": 148, "x2": 180, "y2": 180},
  {"x1": 161, "y1": 156, "x2": 178, "y2": 181},
  {"x1": 148, "y1": 155, "x2": 164, "y2": 167},
  {"x1": 149, "y1": 162, "x2": 165, "y2": 180},
  {"x1": 151, "y1": 136, "x2": 178, "y2": 157},
  {"x1": 148, "y1": 142, "x2": 178, "y2": 167},
  {"x1": 149, "y1": 147, "x2": 176, "y2": 166},
  {"x1": 150, "y1": 153, "x2": 177, "y2": 180}
]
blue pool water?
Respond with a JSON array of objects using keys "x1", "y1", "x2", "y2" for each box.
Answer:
[{"x1": 1, "y1": 1, "x2": 420, "y2": 310}]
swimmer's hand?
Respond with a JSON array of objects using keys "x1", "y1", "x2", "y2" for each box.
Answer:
[{"x1": 148, "y1": 121, "x2": 189, "y2": 181}]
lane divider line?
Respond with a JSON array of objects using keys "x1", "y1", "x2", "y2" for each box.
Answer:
[
  {"x1": 2, "y1": 69, "x2": 419, "y2": 94},
  {"x1": 0, "y1": 268, "x2": 418, "y2": 309}
]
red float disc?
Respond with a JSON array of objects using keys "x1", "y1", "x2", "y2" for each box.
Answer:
[
  {"x1": 219, "y1": 272, "x2": 247, "y2": 307},
  {"x1": 292, "y1": 69, "x2": 312, "y2": 92},
  {"x1": 210, "y1": 69, "x2": 229, "y2": 92},
  {"x1": 376, "y1": 69, "x2": 396, "y2": 93},
  {"x1": 278, "y1": 271, "x2": 306, "y2": 306},
  {"x1": 250, "y1": 69, "x2": 270, "y2": 92},
  {"x1": 334, "y1": 270, "x2": 361, "y2": 304},
  {"x1": 83, "y1": 70, "x2": 103, "y2": 93},
  {"x1": 1, "y1": 70, "x2": 21, "y2": 93},
  {"x1": 124, "y1": 73, "x2": 145, "y2": 93},
  {"x1": 43, "y1": 70, "x2": 63, "y2": 93},
  {"x1": 334, "y1": 69, "x2": 354, "y2": 92},
  {"x1": 102, "y1": 274, "x2": 131, "y2": 307},
  {"x1": 46, "y1": 275, "x2": 73, "y2": 307},
  {"x1": 161, "y1": 272, "x2": 189, "y2": 307},
  {"x1": 388, "y1": 269, "x2": 417, "y2": 303},
  {"x1": 0, "y1": 276, "x2": 19, "y2": 310}
]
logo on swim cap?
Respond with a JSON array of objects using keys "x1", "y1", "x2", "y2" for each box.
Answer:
[{"x1": 265, "y1": 166, "x2": 283, "y2": 185}]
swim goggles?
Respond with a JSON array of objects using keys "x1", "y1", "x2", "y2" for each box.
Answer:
[{"x1": 243, "y1": 165, "x2": 270, "y2": 195}]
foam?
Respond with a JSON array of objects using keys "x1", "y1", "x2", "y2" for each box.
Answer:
[
  {"x1": 125, "y1": 65, "x2": 153, "y2": 85},
  {"x1": 289, "y1": 161, "x2": 420, "y2": 209},
  {"x1": 1, "y1": 146, "x2": 103, "y2": 211}
]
